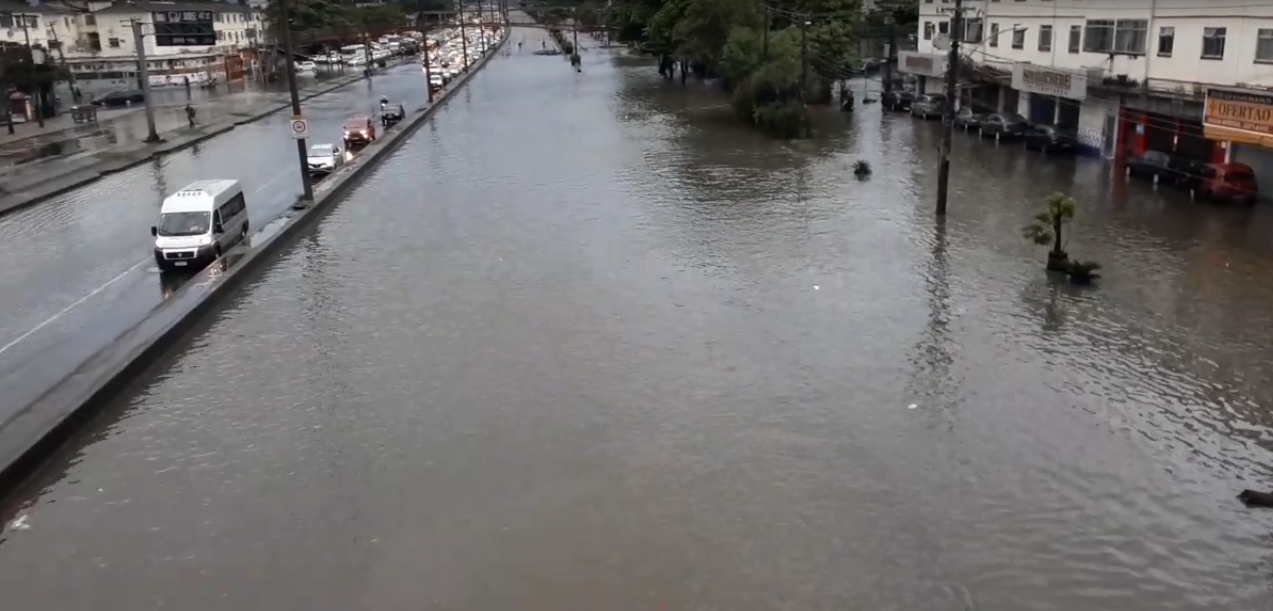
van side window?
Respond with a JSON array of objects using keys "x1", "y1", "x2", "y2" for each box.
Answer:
[{"x1": 218, "y1": 193, "x2": 246, "y2": 220}]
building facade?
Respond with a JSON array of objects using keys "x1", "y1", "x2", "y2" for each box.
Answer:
[{"x1": 910, "y1": 0, "x2": 1273, "y2": 196}]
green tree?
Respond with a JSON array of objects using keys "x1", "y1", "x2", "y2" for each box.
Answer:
[
  {"x1": 265, "y1": 0, "x2": 352, "y2": 35},
  {"x1": 669, "y1": 0, "x2": 761, "y2": 67}
]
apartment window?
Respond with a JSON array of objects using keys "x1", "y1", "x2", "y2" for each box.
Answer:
[
  {"x1": 1202, "y1": 27, "x2": 1226, "y2": 59},
  {"x1": 1068, "y1": 25, "x2": 1081, "y2": 53},
  {"x1": 1157, "y1": 26, "x2": 1174, "y2": 57},
  {"x1": 1038, "y1": 25, "x2": 1052, "y2": 52},
  {"x1": 108, "y1": 37, "x2": 121, "y2": 48},
  {"x1": 1083, "y1": 19, "x2": 1115, "y2": 53},
  {"x1": 1114, "y1": 20, "x2": 1147, "y2": 54},
  {"x1": 84, "y1": 14, "x2": 95, "y2": 25},
  {"x1": 923, "y1": 22, "x2": 934, "y2": 41},
  {"x1": 939, "y1": 21, "x2": 949, "y2": 35},
  {"x1": 1012, "y1": 23, "x2": 1024, "y2": 49},
  {"x1": 1257, "y1": 29, "x2": 1273, "y2": 62},
  {"x1": 989, "y1": 22, "x2": 999, "y2": 47},
  {"x1": 964, "y1": 18, "x2": 983, "y2": 44}
]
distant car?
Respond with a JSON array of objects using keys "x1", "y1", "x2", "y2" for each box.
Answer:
[
  {"x1": 1196, "y1": 162, "x2": 1258, "y2": 204},
  {"x1": 428, "y1": 72, "x2": 444, "y2": 92},
  {"x1": 92, "y1": 90, "x2": 144, "y2": 107},
  {"x1": 342, "y1": 116, "x2": 376, "y2": 147},
  {"x1": 380, "y1": 102, "x2": 406, "y2": 126},
  {"x1": 882, "y1": 90, "x2": 916, "y2": 112},
  {"x1": 1024, "y1": 124, "x2": 1078, "y2": 154},
  {"x1": 910, "y1": 94, "x2": 947, "y2": 120},
  {"x1": 953, "y1": 107, "x2": 986, "y2": 130},
  {"x1": 306, "y1": 143, "x2": 344, "y2": 175},
  {"x1": 295, "y1": 60, "x2": 317, "y2": 72},
  {"x1": 1126, "y1": 150, "x2": 1176, "y2": 183},
  {"x1": 979, "y1": 112, "x2": 1031, "y2": 139}
]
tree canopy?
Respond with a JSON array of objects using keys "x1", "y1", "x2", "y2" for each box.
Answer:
[{"x1": 265, "y1": 0, "x2": 411, "y2": 36}]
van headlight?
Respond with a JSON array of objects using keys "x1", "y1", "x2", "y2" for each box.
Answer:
[{"x1": 197, "y1": 235, "x2": 213, "y2": 246}]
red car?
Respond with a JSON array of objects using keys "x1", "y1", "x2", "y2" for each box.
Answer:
[
  {"x1": 342, "y1": 116, "x2": 376, "y2": 147},
  {"x1": 1197, "y1": 162, "x2": 1258, "y2": 205}
]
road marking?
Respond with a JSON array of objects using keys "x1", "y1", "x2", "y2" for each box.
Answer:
[{"x1": 0, "y1": 259, "x2": 148, "y2": 357}]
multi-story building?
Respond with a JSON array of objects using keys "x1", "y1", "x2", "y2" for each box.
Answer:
[
  {"x1": 0, "y1": 1, "x2": 265, "y2": 94},
  {"x1": 908, "y1": 0, "x2": 1273, "y2": 196}
]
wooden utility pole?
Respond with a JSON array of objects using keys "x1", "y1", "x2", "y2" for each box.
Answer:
[{"x1": 935, "y1": 0, "x2": 964, "y2": 216}]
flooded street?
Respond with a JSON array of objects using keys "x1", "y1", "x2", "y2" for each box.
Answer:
[{"x1": 3, "y1": 30, "x2": 1273, "y2": 610}]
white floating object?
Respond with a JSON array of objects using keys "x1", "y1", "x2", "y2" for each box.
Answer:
[
  {"x1": 907, "y1": 403, "x2": 918, "y2": 410},
  {"x1": 8, "y1": 514, "x2": 30, "y2": 531},
  {"x1": 813, "y1": 285, "x2": 820, "y2": 290}
]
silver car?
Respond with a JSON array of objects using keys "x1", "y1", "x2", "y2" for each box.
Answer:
[{"x1": 306, "y1": 143, "x2": 345, "y2": 175}]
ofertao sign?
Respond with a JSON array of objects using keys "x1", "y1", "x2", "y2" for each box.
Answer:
[
  {"x1": 1204, "y1": 88, "x2": 1273, "y2": 145},
  {"x1": 290, "y1": 116, "x2": 309, "y2": 140}
]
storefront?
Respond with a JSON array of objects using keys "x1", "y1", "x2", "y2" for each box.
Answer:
[
  {"x1": 897, "y1": 51, "x2": 947, "y2": 96},
  {"x1": 1205, "y1": 87, "x2": 1273, "y2": 201},
  {"x1": 1011, "y1": 63, "x2": 1105, "y2": 156},
  {"x1": 1117, "y1": 96, "x2": 1214, "y2": 165}
]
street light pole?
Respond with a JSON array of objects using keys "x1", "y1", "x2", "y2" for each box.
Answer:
[
  {"x1": 800, "y1": 18, "x2": 810, "y2": 103},
  {"x1": 130, "y1": 20, "x2": 161, "y2": 142},
  {"x1": 935, "y1": 0, "x2": 964, "y2": 217},
  {"x1": 277, "y1": 0, "x2": 314, "y2": 205},
  {"x1": 883, "y1": 15, "x2": 896, "y2": 95},
  {"x1": 20, "y1": 15, "x2": 43, "y2": 128},
  {"x1": 422, "y1": 30, "x2": 434, "y2": 103},
  {"x1": 459, "y1": 2, "x2": 469, "y2": 70}
]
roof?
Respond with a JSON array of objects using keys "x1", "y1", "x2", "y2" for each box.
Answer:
[
  {"x1": 0, "y1": 1, "x2": 60, "y2": 13},
  {"x1": 94, "y1": 1, "x2": 256, "y2": 14},
  {"x1": 162, "y1": 179, "x2": 241, "y2": 211}
]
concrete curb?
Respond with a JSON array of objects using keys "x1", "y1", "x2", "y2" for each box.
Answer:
[
  {"x1": 0, "y1": 61, "x2": 412, "y2": 219},
  {"x1": 0, "y1": 35, "x2": 506, "y2": 499}
]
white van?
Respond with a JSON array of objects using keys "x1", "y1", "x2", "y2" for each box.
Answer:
[{"x1": 151, "y1": 179, "x2": 249, "y2": 272}]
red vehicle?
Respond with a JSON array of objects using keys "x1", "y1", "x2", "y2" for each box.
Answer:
[
  {"x1": 1197, "y1": 162, "x2": 1258, "y2": 205},
  {"x1": 342, "y1": 116, "x2": 376, "y2": 147}
]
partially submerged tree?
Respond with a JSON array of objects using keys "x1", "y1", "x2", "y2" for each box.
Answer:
[{"x1": 1022, "y1": 192, "x2": 1101, "y2": 283}]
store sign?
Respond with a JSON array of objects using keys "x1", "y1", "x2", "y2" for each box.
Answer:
[
  {"x1": 898, "y1": 51, "x2": 946, "y2": 78},
  {"x1": 1204, "y1": 88, "x2": 1273, "y2": 139},
  {"x1": 152, "y1": 11, "x2": 216, "y2": 47},
  {"x1": 1012, "y1": 63, "x2": 1087, "y2": 100}
]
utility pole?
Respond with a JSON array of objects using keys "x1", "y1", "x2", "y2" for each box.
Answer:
[
  {"x1": 130, "y1": 20, "x2": 161, "y2": 142},
  {"x1": 423, "y1": 29, "x2": 434, "y2": 103},
  {"x1": 277, "y1": 0, "x2": 314, "y2": 205},
  {"x1": 883, "y1": 14, "x2": 896, "y2": 95},
  {"x1": 800, "y1": 17, "x2": 810, "y2": 103},
  {"x1": 935, "y1": 0, "x2": 964, "y2": 216},
  {"x1": 19, "y1": 15, "x2": 42, "y2": 128},
  {"x1": 476, "y1": 0, "x2": 485, "y2": 52},
  {"x1": 459, "y1": 2, "x2": 469, "y2": 69}
]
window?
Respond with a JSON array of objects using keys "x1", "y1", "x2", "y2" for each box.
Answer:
[
  {"x1": 1068, "y1": 25, "x2": 1081, "y2": 53},
  {"x1": 1203, "y1": 27, "x2": 1226, "y2": 59},
  {"x1": 1258, "y1": 29, "x2": 1273, "y2": 62},
  {"x1": 108, "y1": 37, "x2": 120, "y2": 48},
  {"x1": 84, "y1": 14, "x2": 95, "y2": 25},
  {"x1": 964, "y1": 18, "x2": 983, "y2": 44},
  {"x1": 939, "y1": 21, "x2": 949, "y2": 35},
  {"x1": 1114, "y1": 20, "x2": 1147, "y2": 54},
  {"x1": 923, "y1": 22, "x2": 934, "y2": 41},
  {"x1": 1083, "y1": 19, "x2": 1115, "y2": 53},
  {"x1": 1012, "y1": 23, "x2": 1024, "y2": 49},
  {"x1": 1158, "y1": 26, "x2": 1174, "y2": 57},
  {"x1": 989, "y1": 22, "x2": 999, "y2": 47},
  {"x1": 1038, "y1": 25, "x2": 1052, "y2": 51}
]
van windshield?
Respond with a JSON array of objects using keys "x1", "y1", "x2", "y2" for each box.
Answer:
[{"x1": 158, "y1": 211, "x2": 211, "y2": 237}]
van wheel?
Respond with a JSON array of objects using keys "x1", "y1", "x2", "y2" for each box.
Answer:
[
  {"x1": 241, "y1": 222, "x2": 249, "y2": 241},
  {"x1": 214, "y1": 245, "x2": 223, "y2": 260}
]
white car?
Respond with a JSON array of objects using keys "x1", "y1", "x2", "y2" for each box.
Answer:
[
  {"x1": 306, "y1": 143, "x2": 345, "y2": 175},
  {"x1": 295, "y1": 61, "x2": 317, "y2": 72}
]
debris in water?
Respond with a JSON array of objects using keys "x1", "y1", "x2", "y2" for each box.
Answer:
[
  {"x1": 7, "y1": 514, "x2": 30, "y2": 531},
  {"x1": 908, "y1": 403, "x2": 919, "y2": 410}
]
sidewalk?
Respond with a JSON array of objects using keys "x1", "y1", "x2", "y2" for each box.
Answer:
[{"x1": 0, "y1": 66, "x2": 397, "y2": 217}]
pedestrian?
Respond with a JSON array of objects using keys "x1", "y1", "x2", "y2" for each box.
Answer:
[{"x1": 185, "y1": 104, "x2": 196, "y2": 127}]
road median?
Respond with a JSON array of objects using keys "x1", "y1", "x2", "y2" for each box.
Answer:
[
  {"x1": 0, "y1": 33, "x2": 507, "y2": 499},
  {"x1": 0, "y1": 62, "x2": 410, "y2": 218}
]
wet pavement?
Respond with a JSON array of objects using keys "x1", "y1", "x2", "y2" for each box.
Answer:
[
  {"x1": 4, "y1": 22, "x2": 1273, "y2": 611},
  {"x1": 0, "y1": 61, "x2": 428, "y2": 435}
]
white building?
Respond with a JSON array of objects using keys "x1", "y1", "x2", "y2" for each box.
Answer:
[
  {"x1": 908, "y1": 0, "x2": 1273, "y2": 187},
  {"x1": 43, "y1": 1, "x2": 265, "y2": 92}
]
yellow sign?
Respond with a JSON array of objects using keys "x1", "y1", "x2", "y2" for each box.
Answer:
[{"x1": 1204, "y1": 88, "x2": 1273, "y2": 146}]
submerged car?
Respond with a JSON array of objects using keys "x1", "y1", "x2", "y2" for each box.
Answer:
[
  {"x1": 306, "y1": 143, "x2": 344, "y2": 175},
  {"x1": 342, "y1": 116, "x2": 376, "y2": 147},
  {"x1": 979, "y1": 112, "x2": 1031, "y2": 139},
  {"x1": 881, "y1": 90, "x2": 916, "y2": 112},
  {"x1": 1024, "y1": 124, "x2": 1078, "y2": 154},
  {"x1": 910, "y1": 94, "x2": 947, "y2": 120},
  {"x1": 953, "y1": 107, "x2": 986, "y2": 131}
]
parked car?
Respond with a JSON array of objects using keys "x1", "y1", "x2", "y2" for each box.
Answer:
[
  {"x1": 910, "y1": 94, "x2": 947, "y2": 120},
  {"x1": 91, "y1": 90, "x2": 144, "y2": 107},
  {"x1": 380, "y1": 102, "x2": 406, "y2": 126},
  {"x1": 882, "y1": 90, "x2": 916, "y2": 112},
  {"x1": 979, "y1": 112, "x2": 1031, "y2": 139},
  {"x1": 306, "y1": 143, "x2": 345, "y2": 175},
  {"x1": 1196, "y1": 162, "x2": 1259, "y2": 204},
  {"x1": 1171, "y1": 157, "x2": 1211, "y2": 191},
  {"x1": 1024, "y1": 124, "x2": 1078, "y2": 154},
  {"x1": 342, "y1": 116, "x2": 376, "y2": 147},
  {"x1": 1125, "y1": 150, "x2": 1176, "y2": 183},
  {"x1": 953, "y1": 107, "x2": 986, "y2": 131}
]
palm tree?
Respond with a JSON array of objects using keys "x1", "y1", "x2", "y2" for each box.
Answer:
[{"x1": 1022, "y1": 192, "x2": 1075, "y2": 272}]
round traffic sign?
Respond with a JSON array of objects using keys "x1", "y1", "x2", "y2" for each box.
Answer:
[{"x1": 290, "y1": 117, "x2": 308, "y2": 138}]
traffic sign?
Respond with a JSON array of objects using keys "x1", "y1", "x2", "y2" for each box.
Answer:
[{"x1": 290, "y1": 116, "x2": 309, "y2": 140}]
